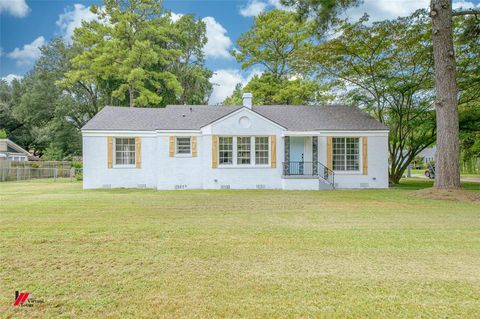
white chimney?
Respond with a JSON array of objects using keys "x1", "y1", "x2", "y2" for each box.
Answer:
[
  {"x1": 242, "y1": 92, "x2": 253, "y2": 109},
  {"x1": 0, "y1": 139, "x2": 6, "y2": 152}
]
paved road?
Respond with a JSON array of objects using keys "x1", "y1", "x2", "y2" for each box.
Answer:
[{"x1": 411, "y1": 174, "x2": 480, "y2": 183}]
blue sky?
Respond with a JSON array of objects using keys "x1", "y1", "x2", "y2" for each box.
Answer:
[{"x1": 1, "y1": 0, "x2": 479, "y2": 104}]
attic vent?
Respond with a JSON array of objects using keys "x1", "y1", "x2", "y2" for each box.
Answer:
[
  {"x1": 220, "y1": 185, "x2": 230, "y2": 189},
  {"x1": 137, "y1": 184, "x2": 146, "y2": 189},
  {"x1": 360, "y1": 183, "x2": 369, "y2": 188},
  {"x1": 102, "y1": 184, "x2": 111, "y2": 189},
  {"x1": 175, "y1": 184, "x2": 188, "y2": 190},
  {"x1": 256, "y1": 184, "x2": 266, "y2": 189}
]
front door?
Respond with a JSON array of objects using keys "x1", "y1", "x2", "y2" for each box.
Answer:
[{"x1": 289, "y1": 137, "x2": 305, "y2": 174}]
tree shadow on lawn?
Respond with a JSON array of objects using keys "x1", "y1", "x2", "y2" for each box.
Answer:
[
  {"x1": 395, "y1": 178, "x2": 480, "y2": 203},
  {"x1": 393, "y1": 178, "x2": 480, "y2": 190}
]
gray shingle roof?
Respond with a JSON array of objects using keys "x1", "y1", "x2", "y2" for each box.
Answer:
[
  {"x1": 82, "y1": 105, "x2": 388, "y2": 131},
  {"x1": 253, "y1": 105, "x2": 388, "y2": 131}
]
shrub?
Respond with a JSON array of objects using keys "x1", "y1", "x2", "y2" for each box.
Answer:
[{"x1": 72, "y1": 161, "x2": 83, "y2": 169}]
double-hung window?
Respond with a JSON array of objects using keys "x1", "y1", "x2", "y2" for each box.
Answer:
[
  {"x1": 255, "y1": 137, "x2": 269, "y2": 165},
  {"x1": 115, "y1": 138, "x2": 136, "y2": 166},
  {"x1": 332, "y1": 137, "x2": 360, "y2": 171},
  {"x1": 237, "y1": 137, "x2": 251, "y2": 165},
  {"x1": 176, "y1": 137, "x2": 191, "y2": 155},
  {"x1": 219, "y1": 137, "x2": 233, "y2": 165},
  {"x1": 218, "y1": 136, "x2": 269, "y2": 166}
]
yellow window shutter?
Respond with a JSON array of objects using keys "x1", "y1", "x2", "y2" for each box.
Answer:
[
  {"x1": 107, "y1": 137, "x2": 113, "y2": 168},
  {"x1": 135, "y1": 137, "x2": 141, "y2": 168},
  {"x1": 192, "y1": 136, "x2": 197, "y2": 157},
  {"x1": 212, "y1": 135, "x2": 218, "y2": 168},
  {"x1": 270, "y1": 135, "x2": 276, "y2": 168},
  {"x1": 169, "y1": 136, "x2": 175, "y2": 157},
  {"x1": 327, "y1": 137, "x2": 332, "y2": 174},
  {"x1": 362, "y1": 137, "x2": 368, "y2": 175}
]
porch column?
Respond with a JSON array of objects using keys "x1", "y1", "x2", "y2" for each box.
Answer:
[
  {"x1": 284, "y1": 136, "x2": 290, "y2": 175},
  {"x1": 312, "y1": 136, "x2": 318, "y2": 176}
]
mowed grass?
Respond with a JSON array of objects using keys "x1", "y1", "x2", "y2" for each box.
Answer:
[{"x1": 0, "y1": 179, "x2": 479, "y2": 318}]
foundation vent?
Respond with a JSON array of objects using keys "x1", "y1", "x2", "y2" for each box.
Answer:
[
  {"x1": 102, "y1": 184, "x2": 111, "y2": 189},
  {"x1": 220, "y1": 185, "x2": 230, "y2": 189},
  {"x1": 360, "y1": 183, "x2": 369, "y2": 188},
  {"x1": 137, "y1": 184, "x2": 146, "y2": 189},
  {"x1": 175, "y1": 184, "x2": 188, "y2": 190},
  {"x1": 256, "y1": 184, "x2": 266, "y2": 189}
]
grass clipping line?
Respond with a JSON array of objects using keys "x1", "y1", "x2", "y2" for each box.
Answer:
[{"x1": 411, "y1": 187, "x2": 480, "y2": 203}]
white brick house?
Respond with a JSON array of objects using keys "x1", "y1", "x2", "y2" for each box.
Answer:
[{"x1": 82, "y1": 94, "x2": 389, "y2": 190}]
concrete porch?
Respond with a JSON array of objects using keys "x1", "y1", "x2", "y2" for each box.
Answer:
[{"x1": 282, "y1": 135, "x2": 334, "y2": 189}]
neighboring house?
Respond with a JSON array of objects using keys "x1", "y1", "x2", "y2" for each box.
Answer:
[
  {"x1": 0, "y1": 138, "x2": 30, "y2": 162},
  {"x1": 82, "y1": 94, "x2": 389, "y2": 190},
  {"x1": 418, "y1": 146, "x2": 436, "y2": 164}
]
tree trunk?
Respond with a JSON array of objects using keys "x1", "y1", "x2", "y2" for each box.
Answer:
[
  {"x1": 129, "y1": 85, "x2": 135, "y2": 108},
  {"x1": 430, "y1": 0, "x2": 461, "y2": 189}
]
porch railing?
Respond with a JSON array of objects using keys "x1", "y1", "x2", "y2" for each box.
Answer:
[{"x1": 282, "y1": 161, "x2": 335, "y2": 189}]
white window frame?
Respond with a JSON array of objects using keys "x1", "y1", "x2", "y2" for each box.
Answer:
[
  {"x1": 218, "y1": 136, "x2": 270, "y2": 168},
  {"x1": 113, "y1": 137, "x2": 136, "y2": 168},
  {"x1": 255, "y1": 136, "x2": 270, "y2": 165},
  {"x1": 331, "y1": 137, "x2": 361, "y2": 174},
  {"x1": 218, "y1": 136, "x2": 233, "y2": 165},
  {"x1": 175, "y1": 136, "x2": 192, "y2": 157},
  {"x1": 236, "y1": 136, "x2": 252, "y2": 165}
]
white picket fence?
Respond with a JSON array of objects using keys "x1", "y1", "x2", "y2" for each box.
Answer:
[{"x1": 0, "y1": 167, "x2": 81, "y2": 182}]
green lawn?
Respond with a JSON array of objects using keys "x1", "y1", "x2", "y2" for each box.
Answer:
[{"x1": 1, "y1": 179, "x2": 479, "y2": 318}]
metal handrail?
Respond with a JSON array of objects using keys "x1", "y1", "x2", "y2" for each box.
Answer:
[
  {"x1": 282, "y1": 161, "x2": 335, "y2": 189},
  {"x1": 282, "y1": 161, "x2": 316, "y2": 176},
  {"x1": 317, "y1": 161, "x2": 335, "y2": 189}
]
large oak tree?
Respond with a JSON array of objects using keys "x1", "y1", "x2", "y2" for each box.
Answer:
[{"x1": 283, "y1": 0, "x2": 480, "y2": 189}]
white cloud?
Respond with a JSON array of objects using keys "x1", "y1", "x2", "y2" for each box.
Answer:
[
  {"x1": 202, "y1": 17, "x2": 233, "y2": 59},
  {"x1": 169, "y1": 12, "x2": 183, "y2": 22},
  {"x1": 1, "y1": 74, "x2": 23, "y2": 84},
  {"x1": 452, "y1": 1, "x2": 478, "y2": 9},
  {"x1": 267, "y1": 0, "x2": 292, "y2": 11},
  {"x1": 240, "y1": 0, "x2": 268, "y2": 17},
  {"x1": 56, "y1": 4, "x2": 99, "y2": 43},
  {"x1": 343, "y1": 0, "x2": 428, "y2": 22},
  {"x1": 0, "y1": 0, "x2": 30, "y2": 17},
  {"x1": 343, "y1": 0, "x2": 478, "y2": 22},
  {"x1": 239, "y1": 0, "x2": 292, "y2": 17},
  {"x1": 8, "y1": 36, "x2": 45, "y2": 66},
  {"x1": 0, "y1": 47, "x2": 3, "y2": 57},
  {"x1": 209, "y1": 68, "x2": 263, "y2": 105}
]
